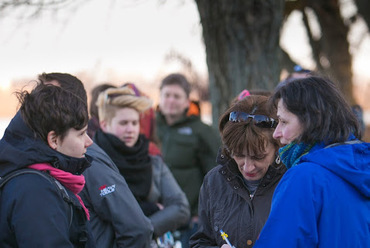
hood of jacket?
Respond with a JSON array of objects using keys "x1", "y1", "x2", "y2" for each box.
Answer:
[
  {"x1": 300, "y1": 141, "x2": 370, "y2": 198},
  {"x1": 0, "y1": 112, "x2": 92, "y2": 177}
]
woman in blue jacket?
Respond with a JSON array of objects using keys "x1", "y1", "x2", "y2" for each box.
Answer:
[
  {"x1": 0, "y1": 80, "x2": 95, "y2": 247},
  {"x1": 253, "y1": 76, "x2": 370, "y2": 247}
]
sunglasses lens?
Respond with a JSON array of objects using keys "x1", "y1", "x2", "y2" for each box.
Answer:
[
  {"x1": 229, "y1": 112, "x2": 237, "y2": 122},
  {"x1": 253, "y1": 115, "x2": 278, "y2": 128},
  {"x1": 253, "y1": 115, "x2": 270, "y2": 128},
  {"x1": 229, "y1": 112, "x2": 277, "y2": 128},
  {"x1": 229, "y1": 112, "x2": 249, "y2": 122}
]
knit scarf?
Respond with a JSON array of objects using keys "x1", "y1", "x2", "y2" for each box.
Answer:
[
  {"x1": 28, "y1": 163, "x2": 90, "y2": 220},
  {"x1": 94, "y1": 130, "x2": 152, "y2": 202},
  {"x1": 279, "y1": 142, "x2": 314, "y2": 169}
]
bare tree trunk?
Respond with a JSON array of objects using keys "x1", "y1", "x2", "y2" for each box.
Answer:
[
  {"x1": 354, "y1": 0, "x2": 370, "y2": 29},
  {"x1": 195, "y1": 0, "x2": 284, "y2": 126},
  {"x1": 307, "y1": 0, "x2": 355, "y2": 105}
]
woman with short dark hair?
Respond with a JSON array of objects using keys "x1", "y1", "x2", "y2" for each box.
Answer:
[{"x1": 0, "y1": 81, "x2": 95, "y2": 247}]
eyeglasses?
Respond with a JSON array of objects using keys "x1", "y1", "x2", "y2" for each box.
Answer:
[{"x1": 229, "y1": 111, "x2": 278, "y2": 128}]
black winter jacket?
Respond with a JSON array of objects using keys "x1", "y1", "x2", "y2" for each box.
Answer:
[
  {"x1": 0, "y1": 112, "x2": 95, "y2": 248},
  {"x1": 80, "y1": 143, "x2": 154, "y2": 248},
  {"x1": 190, "y1": 151, "x2": 286, "y2": 248}
]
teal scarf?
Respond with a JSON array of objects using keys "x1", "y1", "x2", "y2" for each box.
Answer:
[
  {"x1": 279, "y1": 135, "x2": 356, "y2": 169},
  {"x1": 279, "y1": 142, "x2": 314, "y2": 169}
]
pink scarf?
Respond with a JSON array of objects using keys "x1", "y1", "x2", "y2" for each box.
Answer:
[{"x1": 28, "y1": 163, "x2": 90, "y2": 220}]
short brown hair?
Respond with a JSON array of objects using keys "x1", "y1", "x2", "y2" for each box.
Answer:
[
  {"x1": 38, "y1": 72, "x2": 87, "y2": 104},
  {"x1": 17, "y1": 84, "x2": 88, "y2": 143},
  {"x1": 219, "y1": 95, "x2": 279, "y2": 158},
  {"x1": 160, "y1": 73, "x2": 191, "y2": 97},
  {"x1": 90, "y1": 83, "x2": 116, "y2": 118}
]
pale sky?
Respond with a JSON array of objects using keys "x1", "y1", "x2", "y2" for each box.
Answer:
[
  {"x1": 0, "y1": 0, "x2": 369, "y2": 138},
  {"x1": 1, "y1": 0, "x2": 369, "y2": 87},
  {"x1": 0, "y1": 0, "x2": 207, "y2": 89}
]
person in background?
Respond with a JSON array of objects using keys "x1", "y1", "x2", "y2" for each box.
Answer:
[
  {"x1": 88, "y1": 82, "x2": 161, "y2": 156},
  {"x1": 190, "y1": 95, "x2": 286, "y2": 248},
  {"x1": 283, "y1": 64, "x2": 312, "y2": 83},
  {"x1": 40, "y1": 73, "x2": 154, "y2": 248},
  {"x1": 87, "y1": 83, "x2": 116, "y2": 138},
  {"x1": 94, "y1": 86, "x2": 190, "y2": 242},
  {"x1": 122, "y1": 82, "x2": 162, "y2": 156},
  {"x1": 0, "y1": 82, "x2": 95, "y2": 247},
  {"x1": 254, "y1": 76, "x2": 370, "y2": 247},
  {"x1": 156, "y1": 73, "x2": 220, "y2": 248}
]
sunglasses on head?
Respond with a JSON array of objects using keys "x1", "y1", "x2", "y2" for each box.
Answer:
[{"x1": 228, "y1": 111, "x2": 278, "y2": 128}]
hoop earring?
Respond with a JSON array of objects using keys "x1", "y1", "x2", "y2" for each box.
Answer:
[{"x1": 275, "y1": 155, "x2": 281, "y2": 164}]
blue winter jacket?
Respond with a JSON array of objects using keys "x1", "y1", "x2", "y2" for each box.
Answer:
[
  {"x1": 254, "y1": 141, "x2": 370, "y2": 248},
  {"x1": 0, "y1": 112, "x2": 95, "y2": 248}
]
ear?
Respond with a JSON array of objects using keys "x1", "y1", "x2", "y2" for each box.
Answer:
[
  {"x1": 47, "y1": 130, "x2": 58, "y2": 150},
  {"x1": 100, "y1": 120, "x2": 108, "y2": 132}
]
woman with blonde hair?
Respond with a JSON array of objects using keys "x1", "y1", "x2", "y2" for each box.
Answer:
[{"x1": 94, "y1": 86, "x2": 190, "y2": 243}]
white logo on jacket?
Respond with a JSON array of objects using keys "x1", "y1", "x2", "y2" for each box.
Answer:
[
  {"x1": 178, "y1": 127, "x2": 192, "y2": 135},
  {"x1": 99, "y1": 184, "x2": 116, "y2": 197}
]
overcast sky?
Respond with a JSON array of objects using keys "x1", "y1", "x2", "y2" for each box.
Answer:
[
  {"x1": 1, "y1": 0, "x2": 369, "y2": 88},
  {"x1": 0, "y1": 0, "x2": 207, "y2": 89},
  {"x1": 0, "y1": 0, "x2": 369, "y2": 137}
]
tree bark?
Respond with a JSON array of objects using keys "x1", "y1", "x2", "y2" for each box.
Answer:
[
  {"x1": 195, "y1": 0, "x2": 284, "y2": 126},
  {"x1": 283, "y1": 0, "x2": 356, "y2": 105},
  {"x1": 307, "y1": 0, "x2": 355, "y2": 105},
  {"x1": 354, "y1": 0, "x2": 370, "y2": 30},
  {"x1": 285, "y1": 0, "x2": 353, "y2": 105}
]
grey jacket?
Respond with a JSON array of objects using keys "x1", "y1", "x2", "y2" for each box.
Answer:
[
  {"x1": 190, "y1": 152, "x2": 286, "y2": 248},
  {"x1": 80, "y1": 143, "x2": 154, "y2": 248},
  {"x1": 148, "y1": 155, "x2": 191, "y2": 237}
]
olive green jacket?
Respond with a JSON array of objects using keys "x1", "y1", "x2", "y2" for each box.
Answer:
[{"x1": 156, "y1": 111, "x2": 220, "y2": 216}]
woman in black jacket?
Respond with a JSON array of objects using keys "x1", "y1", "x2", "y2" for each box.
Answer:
[
  {"x1": 0, "y1": 80, "x2": 95, "y2": 247},
  {"x1": 190, "y1": 95, "x2": 286, "y2": 248}
]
